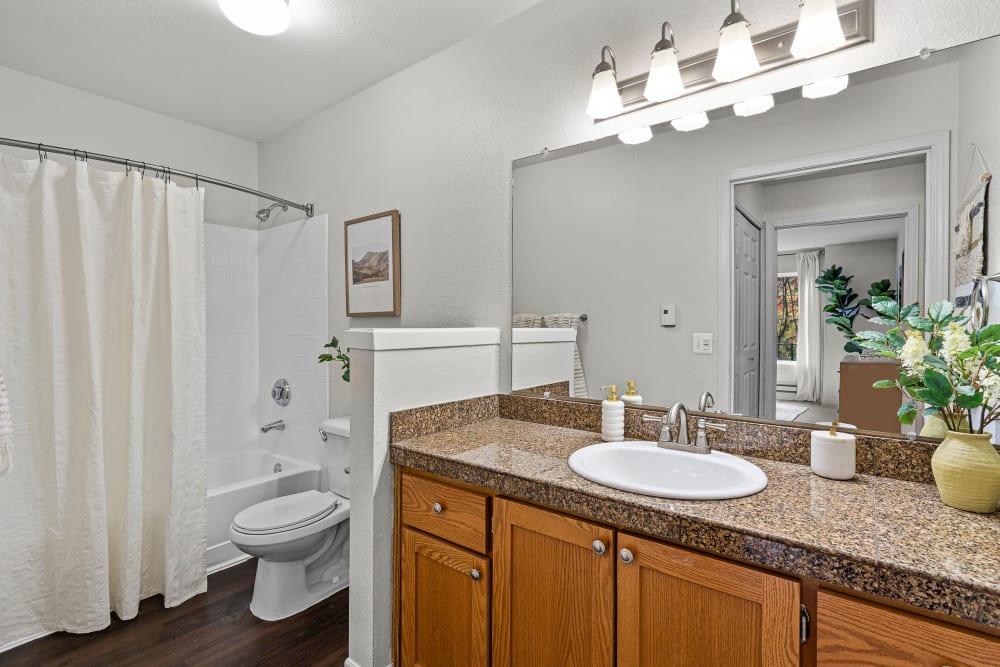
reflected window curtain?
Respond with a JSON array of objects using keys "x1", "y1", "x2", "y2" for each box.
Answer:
[
  {"x1": 795, "y1": 251, "x2": 822, "y2": 402},
  {"x1": 0, "y1": 154, "x2": 207, "y2": 647}
]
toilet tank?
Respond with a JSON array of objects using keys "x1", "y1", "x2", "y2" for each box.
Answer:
[{"x1": 321, "y1": 417, "x2": 351, "y2": 499}]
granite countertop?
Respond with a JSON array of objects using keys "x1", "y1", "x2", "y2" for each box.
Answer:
[{"x1": 389, "y1": 417, "x2": 1000, "y2": 631}]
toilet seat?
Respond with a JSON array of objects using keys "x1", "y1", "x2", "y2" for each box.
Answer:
[
  {"x1": 230, "y1": 493, "x2": 350, "y2": 549},
  {"x1": 233, "y1": 490, "x2": 339, "y2": 535}
]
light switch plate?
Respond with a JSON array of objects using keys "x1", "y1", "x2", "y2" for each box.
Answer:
[
  {"x1": 692, "y1": 333, "x2": 714, "y2": 355},
  {"x1": 660, "y1": 303, "x2": 676, "y2": 327}
]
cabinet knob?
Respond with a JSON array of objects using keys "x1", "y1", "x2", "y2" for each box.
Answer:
[
  {"x1": 432, "y1": 503, "x2": 443, "y2": 514},
  {"x1": 619, "y1": 548, "x2": 634, "y2": 564},
  {"x1": 592, "y1": 540, "x2": 607, "y2": 555},
  {"x1": 470, "y1": 568, "x2": 481, "y2": 581}
]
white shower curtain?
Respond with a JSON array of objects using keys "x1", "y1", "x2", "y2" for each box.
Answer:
[
  {"x1": 795, "y1": 251, "x2": 822, "y2": 402},
  {"x1": 0, "y1": 154, "x2": 207, "y2": 647}
]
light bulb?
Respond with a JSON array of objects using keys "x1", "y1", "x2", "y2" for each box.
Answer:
[
  {"x1": 586, "y1": 47, "x2": 624, "y2": 119},
  {"x1": 671, "y1": 112, "x2": 710, "y2": 132},
  {"x1": 733, "y1": 94, "x2": 774, "y2": 116},
  {"x1": 219, "y1": 0, "x2": 290, "y2": 36},
  {"x1": 618, "y1": 127, "x2": 653, "y2": 144},
  {"x1": 802, "y1": 74, "x2": 849, "y2": 98},
  {"x1": 712, "y1": 18, "x2": 760, "y2": 82},
  {"x1": 791, "y1": 0, "x2": 847, "y2": 59}
]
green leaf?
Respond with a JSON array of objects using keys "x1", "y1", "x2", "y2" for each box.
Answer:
[
  {"x1": 873, "y1": 379, "x2": 897, "y2": 389},
  {"x1": 955, "y1": 390, "x2": 985, "y2": 410},
  {"x1": 844, "y1": 341, "x2": 864, "y2": 354},
  {"x1": 923, "y1": 368, "x2": 953, "y2": 396},
  {"x1": 905, "y1": 316, "x2": 935, "y2": 332},
  {"x1": 922, "y1": 355, "x2": 950, "y2": 370},
  {"x1": 897, "y1": 402, "x2": 917, "y2": 425},
  {"x1": 856, "y1": 330, "x2": 890, "y2": 343},
  {"x1": 975, "y1": 324, "x2": 1000, "y2": 345},
  {"x1": 318, "y1": 353, "x2": 333, "y2": 363},
  {"x1": 871, "y1": 296, "x2": 900, "y2": 318},
  {"x1": 899, "y1": 303, "x2": 920, "y2": 320},
  {"x1": 928, "y1": 300, "x2": 955, "y2": 323},
  {"x1": 922, "y1": 405, "x2": 942, "y2": 418}
]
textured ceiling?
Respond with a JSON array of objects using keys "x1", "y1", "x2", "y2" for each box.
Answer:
[{"x1": 0, "y1": 0, "x2": 544, "y2": 141}]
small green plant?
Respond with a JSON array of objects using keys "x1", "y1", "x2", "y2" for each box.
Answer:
[
  {"x1": 318, "y1": 336, "x2": 350, "y2": 382},
  {"x1": 815, "y1": 265, "x2": 897, "y2": 353}
]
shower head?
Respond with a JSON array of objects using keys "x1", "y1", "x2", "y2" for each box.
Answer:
[{"x1": 256, "y1": 202, "x2": 288, "y2": 223}]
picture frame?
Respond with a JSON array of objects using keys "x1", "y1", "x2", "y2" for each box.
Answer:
[{"x1": 344, "y1": 209, "x2": 401, "y2": 316}]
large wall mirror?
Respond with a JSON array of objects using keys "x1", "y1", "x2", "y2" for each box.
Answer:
[{"x1": 511, "y1": 33, "x2": 1000, "y2": 440}]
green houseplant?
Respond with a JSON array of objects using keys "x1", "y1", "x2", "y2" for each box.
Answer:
[
  {"x1": 815, "y1": 265, "x2": 896, "y2": 353},
  {"x1": 318, "y1": 336, "x2": 350, "y2": 382},
  {"x1": 854, "y1": 297, "x2": 1000, "y2": 512}
]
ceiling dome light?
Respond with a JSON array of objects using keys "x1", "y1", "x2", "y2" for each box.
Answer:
[
  {"x1": 618, "y1": 127, "x2": 653, "y2": 145},
  {"x1": 802, "y1": 74, "x2": 849, "y2": 98},
  {"x1": 219, "y1": 0, "x2": 290, "y2": 36},
  {"x1": 791, "y1": 0, "x2": 847, "y2": 59},
  {"x1": 712, "y1": 1, "x2": 761, "y2": 82},
  {"x1": 671, "y1": 112, "x2": 710, "y2": 132},
  {"x1": 733, "y1": 94, "x2": 774, "y2": 116},
  {"x1": 586, "y1": 46, "x2": 624, "y2": 119},
  {"x1": 644, "y1": 22, "x2": 685, "y2": 103}
]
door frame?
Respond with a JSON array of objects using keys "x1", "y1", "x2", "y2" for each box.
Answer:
[
  {"x1": 717, "y1": 131, "x2": 950, "y2": 413},
  {"x1": 760, "y1": 206, "x2": 920, "y2": 417}
]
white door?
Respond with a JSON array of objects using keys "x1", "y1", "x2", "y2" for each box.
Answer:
[{"x1": 733, "y1": 208, "x2": 761, "y2": 417}]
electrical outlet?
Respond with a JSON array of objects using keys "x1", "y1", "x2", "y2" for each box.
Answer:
[
  {"x1": 692, "y1": 333, "x2": 714, "y2": 355},
  {"x1": 660, "y1": 303, "x2": 676, "y2": 327}
]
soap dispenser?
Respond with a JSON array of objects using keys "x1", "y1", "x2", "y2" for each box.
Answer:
[
  {"x1": 621, "y1": 381, "x2": 643, "y2": 406},
  {"x1": 601, "y1": 385, "x2": 625, "y2": 442}
]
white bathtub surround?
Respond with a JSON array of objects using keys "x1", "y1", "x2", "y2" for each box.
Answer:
[
  {"x1": 0, "y1": 156, "x2": 207, "y2": 648},
  {"x1": 258, "y1": 215, "x2": 330, "y2": 466},
  {"x1": 345, "y1": 327, "x2": 500, "y2": 667},
  {"x1": 0, "y1": 367, "x2": 12, "y2": 476},
  {"x1": 206, "y1": 451, "x2": 320, "y2": 572},
  {"x1": 511, "y1": 327, "x2": 577, "y2": 393}
]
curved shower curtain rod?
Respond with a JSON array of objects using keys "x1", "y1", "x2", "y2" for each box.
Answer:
[{"x1": 0, "y1": 136, "x2": 314, "y2": 218}]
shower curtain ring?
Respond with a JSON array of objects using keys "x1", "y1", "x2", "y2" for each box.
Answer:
[
  {"x1": 124, "y1": 159, "x2": 131, "y2": 174},
  {"x1": 82, "y1": 151, "x2": 88, "y2": 163},
  {"x1": 140, "y1": 162, "x2": 146, "y2": 178},
  {"x1": 37, "y1": 143, "x2": 47, "y2": 161}
]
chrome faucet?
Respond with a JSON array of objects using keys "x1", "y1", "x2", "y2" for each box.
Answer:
[
  {"x1": 698, "y1": 391, "x2": 716, "y2": 412},
  {"x1": 260, "y1": 419, "x2": 285, "y2": 433},
  {"x1": 643, "y1": 403, "x2": 727, "y2": 455}
]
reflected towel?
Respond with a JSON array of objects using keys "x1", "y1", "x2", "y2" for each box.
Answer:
[{"x1": 0, "y1": 367, "x2": 11, "y2": 475}]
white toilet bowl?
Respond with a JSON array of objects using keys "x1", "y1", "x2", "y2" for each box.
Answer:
[{"x1": 229, "y1": 416, "x2": 351, "y2": 621}]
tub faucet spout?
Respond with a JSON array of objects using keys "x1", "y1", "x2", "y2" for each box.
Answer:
[{"x1": 260, "y1": 419, "x2": 285, "y2": 433}]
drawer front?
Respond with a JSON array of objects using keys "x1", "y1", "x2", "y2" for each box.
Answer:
[
  {"x1": 817, "y1": 590, "x2": 1000, "y2": 666},
  {"x1": 401, "y1": 471, "x2": 490, "y2": 553}
]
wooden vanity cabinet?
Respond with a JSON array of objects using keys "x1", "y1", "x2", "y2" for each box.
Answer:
[
  {"x1": 816, "y1": 590, "x2": 1000, "y2": 667},
  {"x1": 617, "y1": 532, "x2": 800, "y2": 667},
  {"x1": 492, "y1": 498, "x2": 615, "y2": 667}
]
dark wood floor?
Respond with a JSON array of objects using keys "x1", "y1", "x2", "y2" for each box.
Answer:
[{"x1": 1, "y1": 559, "x2": 349, "y2": 667}]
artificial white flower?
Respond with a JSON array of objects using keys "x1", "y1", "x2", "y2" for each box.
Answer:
[
  {"x1": 899, "y1": 330, "x2": 928, "y2": 373},
  {"x1": 941, "y1": 322, "x2": 972, "y2": 362}
]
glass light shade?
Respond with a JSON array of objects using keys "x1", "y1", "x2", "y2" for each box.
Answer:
[
  {"x1": 733, "y1": 94, "x2": 774, "y2": 116},
  {"x1": 586, "y1": 69, "x2": 624, "y2": 119},
  {"x1": 219, "y1": 0, "x2": 290, "y2": 36},
  {"x1": 802, "y1": 74, "x2": 849, "y2": 98},
  {"x1": 791, "y1": 0, "x2": 847, "y2": 59},
  {"x1": 643, "y1": 48, "x2": 684, "y2": 102},
  {"x1": 712, "y1": 21, "x2": 760, "y2": 82},
  {"x1": 618, "y1": 127, "x2": 653, "y2": 145},
  {"x1": 671, "y1": 112, "x2": 710, "y2": 132}
]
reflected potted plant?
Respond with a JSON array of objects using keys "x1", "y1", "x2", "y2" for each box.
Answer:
[
  {"x1": 815, "y1": 265, "x2": 896, "y2": 353},
  {"x1": 854, "y1": 297, "x2": 1000, "y2": 513},
  {"x1": 318, "y1": 336, "x2": 350, "y2": 382}
]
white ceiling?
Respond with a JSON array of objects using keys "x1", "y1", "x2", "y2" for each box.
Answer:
[{"x1": 0, "y1": 0, "x2": 544, "y2": 141}]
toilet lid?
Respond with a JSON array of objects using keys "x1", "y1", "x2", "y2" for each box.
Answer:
[{"x1": 233, "y1": 490, "x2": 339, "y2": 534}]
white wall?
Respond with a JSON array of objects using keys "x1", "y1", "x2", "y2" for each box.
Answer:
[
  {"x1": 259, "y1": 0, "x2": 1000, "y2": 421},
  {"x1": 0, "y1": 66, "x2": 259, "y2": 226},
  {"x1": 257, "y1": 216, "x2": 331, "y2": 466},
  {"x1": 511, "y1": 60, "x2": 958, "y2": 408},
  {"x1": 205, "y1": 224, "x2": 260, "y2": 458}
]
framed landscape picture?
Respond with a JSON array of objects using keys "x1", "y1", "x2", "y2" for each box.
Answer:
[{"x1": 344, "y1": 209, "x2": 401, "y2": 316}]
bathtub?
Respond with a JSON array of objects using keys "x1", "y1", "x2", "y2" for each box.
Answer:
[{"x1": 207, "y1": 450, "x2": 320, "y2": 572}]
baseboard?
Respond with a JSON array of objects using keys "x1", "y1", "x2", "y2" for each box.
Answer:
[
  {"x1": 0, "y1": 630, "x2": 55, "y2": 654},
  {"x1": 207, "y1": 552, "x2": 253, "y2": 575}
]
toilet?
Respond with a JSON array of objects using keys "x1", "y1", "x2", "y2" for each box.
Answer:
[{"x1": 229, "y1": 417, "x2": 351, "y2": 621}]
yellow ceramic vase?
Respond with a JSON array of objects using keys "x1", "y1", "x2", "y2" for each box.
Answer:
[{"x1": 931, "y1": 430, "x2": 1000, "y2": 513}]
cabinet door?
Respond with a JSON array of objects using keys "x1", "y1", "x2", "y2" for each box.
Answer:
[
  {"x1": 401, "y1": 527, "x2": 490, "y2": 667},
  {"x1": 492, "y1": 498, "x2": 615, "y2": 667},
  {"x1": 817, "y1": 590, "x2": 1000, "y2": 666},
  {"x1": 617, "y1": 532, "x2": 799, "y2": 667}
]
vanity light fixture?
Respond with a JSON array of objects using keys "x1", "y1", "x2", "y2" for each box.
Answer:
[
  {"x1": 643, "y1": 22, "x2": 685, "y2": 102},
  {"x1": 671, "y1": 112, "x2": 710, "y2": 132},
  {"x1": 219, "y1": 0, "x2": 290, "y2": 36},
  {"x1": 791, "y1": 0, "x2": 847, "y2": 59},
  {"x1": 586, "y1": 46, "x2": 625, "y2": 119},
  {"x1": 802, "y1": 74, "x2": 849, "y2": 98},
  {"x1": 712, "y1": 0, "x2": 761, "y2": 83},
  {"x1": 733, "y1": 94, "x2": 775, "y2": 116},
  {"x1": 618, "y1": 126, "x2": 654, "y2": 144}
]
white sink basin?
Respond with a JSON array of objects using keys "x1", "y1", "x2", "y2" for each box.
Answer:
[{"x1": 568, "y1": 441, "x2": 768, "y2": 500}]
